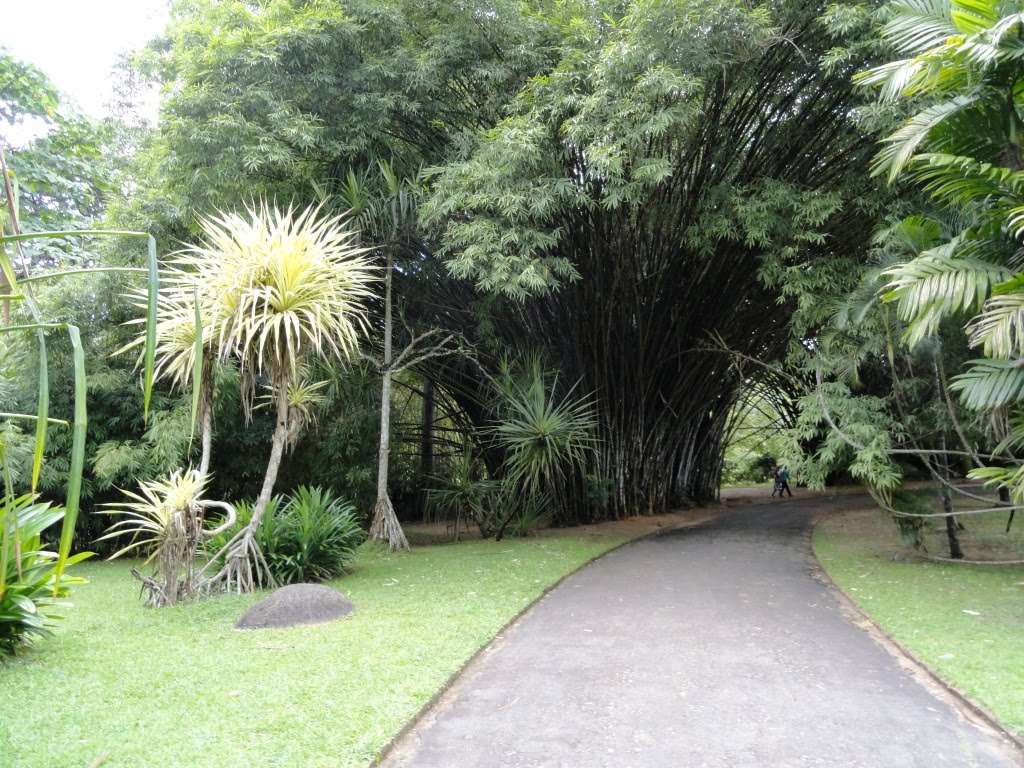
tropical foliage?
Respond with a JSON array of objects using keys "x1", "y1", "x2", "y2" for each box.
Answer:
[
  {"x1": 99, "y1": 470, "x2": 238, "y2": 606},
  {"x1": 856, "y1": 0, "x2": 1024, "y2": 504},
  {"x1": 0, "y1": 48, "x2": 164, "y2": 647},
  {"x1": 259, "y1": 486, "x2": 364, "y2": 584},
  {"x1": 418, "y1": 0, "x2": 881, "y2": 517},
  {"x1": 203, "y1": 486, "x2": 364, "y2": 585},
  {"x1": 0, "y1": 494, "x2": 88, "y2": 654},
  {"x1": 172, "y1": 202, "x2": 375, "y2": 591}
]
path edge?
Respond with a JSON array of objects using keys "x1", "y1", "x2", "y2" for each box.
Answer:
[
  {"x1": 808, "y1": 507, "x2": 1024, "y2": 763},
  {"x1": 368, "y1": 513, "x2": 712, "y2": 767}
]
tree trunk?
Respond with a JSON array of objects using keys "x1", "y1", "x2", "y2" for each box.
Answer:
[
  {"x1": 999, "y1": 486, "x2": 1015, "y2": 533},
  {"x1": 942, "y1": 495, "x2": 963, "y2": 560},
  {"x1": 420, "y1": 377, "x2": 436, "y2": 479},
  {"x1": 369, "y1": 251, "x2": 409, "y2": 550},
  {"x1": 252, "y1": 381, "x2": 290, "y2": 527},
  {"x1": 417, "y1": 377, "x2": 436, "y2": 516},
  {"x1": 204, "y1": 378, "x2": 286, "y2": 592},
  {"x1": 938, "y1": 435, "x2": 963, "y2": 560}
]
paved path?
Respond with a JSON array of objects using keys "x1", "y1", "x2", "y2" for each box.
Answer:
[{"x1": 381, "y1": 497, "x2": 1022, "y2": 768}]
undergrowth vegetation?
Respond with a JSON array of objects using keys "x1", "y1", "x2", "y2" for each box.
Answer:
[{"x1": 209, "y1": 486, "x2": 365, "y2": 585}]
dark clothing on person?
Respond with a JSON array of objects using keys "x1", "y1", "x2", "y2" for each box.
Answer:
[{"x1": 771, "y1": 467, "x2": 792, "y2": 497}]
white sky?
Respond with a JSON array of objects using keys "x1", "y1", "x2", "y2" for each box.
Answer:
[{"x1": 1, "y1": 0, "x2": 169, "y2": 118}]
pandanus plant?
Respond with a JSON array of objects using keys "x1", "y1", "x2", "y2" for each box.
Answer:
[{"x1": 175, "y1": 202, "x2": 376, "y2": 592}]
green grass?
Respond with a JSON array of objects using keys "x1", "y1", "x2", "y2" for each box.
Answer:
[
  {"x1": 1, "y1": 532, "x2": 630, "y2": 768},
  {"x1": 814, "y1": 508, "x2": 1024, "y2": 736}
]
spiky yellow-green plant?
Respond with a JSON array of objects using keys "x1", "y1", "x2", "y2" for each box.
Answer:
[
  {"x1": 99, "y1": 470, "x2": 209, "y2": 606},
  {"x1": 180, "y1": 202, "x2": 376, "y2": 591}
]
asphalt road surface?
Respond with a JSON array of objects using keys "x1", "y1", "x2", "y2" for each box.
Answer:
[{"x1": 380, "y1": 497, "x2": 1022, "y2": 768}]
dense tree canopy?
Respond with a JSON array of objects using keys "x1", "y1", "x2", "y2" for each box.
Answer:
[
  {"x1": 421, "y1": 0, "x2": 883, "y2": 514},
  {"x1": 112, "y1": 0, "x2": 893, "y2": 523}
]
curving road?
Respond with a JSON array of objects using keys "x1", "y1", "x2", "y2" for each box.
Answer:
[{"x1": 380, "y1": 497, "x2": 1022, "y2": 768}]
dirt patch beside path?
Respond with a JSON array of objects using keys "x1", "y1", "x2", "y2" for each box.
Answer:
[{"x1": 404, "y1": 484, "x2": 865, "y2": 546}]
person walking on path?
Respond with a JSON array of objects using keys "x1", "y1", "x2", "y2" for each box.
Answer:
[{"x1": 772, "y1": 465, "x2": 792, "y2": 497}]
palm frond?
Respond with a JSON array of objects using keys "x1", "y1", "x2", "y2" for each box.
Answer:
[
  {"x1": 882, "y1": 245, "x2": 1012, "y2": 344},
  {"x1": 949, "y1": 357, "x2": 1024, "y2": 408},
  {"x1": 872, "y1": 214, "x2": 946, "y2": 254},
  {"x1": 883, "y1": 0, "x2": 958, "y2": 53},
  {"x1": 949, "y1": 0, "x2": 999, "y2": 33},
  {"x1": 968, "y1": 279, "x2": 1024, "y2": 356},
  {"x1": 872, "y1": 95, "x2": 976, "y2": 182},
  {"x1": 910, "y1": 151, "x2": 1024, "y2": 206}
]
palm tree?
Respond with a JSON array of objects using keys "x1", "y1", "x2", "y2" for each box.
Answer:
[
  {"x1": 858, "y1": 0, "x2": 1024, "y2": 501},
  {"x1": 182, "y1": 202, "x2": 376, "y2": 591},
  {"x1": 337, "y1": 160, "x2": 455, "y2": 550}
]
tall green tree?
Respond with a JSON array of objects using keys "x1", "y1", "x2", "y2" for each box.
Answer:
[
  {"x1": 1, "y1": 48, "x2": 117, "y2": 263},
  {"x1": 422, "y1": 0, "x2": 882, "y2": 516},
  {"x1": 135, "y1": 0, "x2": 550, "y2": 222}
]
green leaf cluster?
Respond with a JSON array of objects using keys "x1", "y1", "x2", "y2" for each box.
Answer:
[{"x1": 859, "y1": 0, "x2": 1024, "y2": 500}]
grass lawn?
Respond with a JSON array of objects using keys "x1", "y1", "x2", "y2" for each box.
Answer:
[
  {"x1": 813, "y1": 506, "x2": 1024, "y2": 737},
  {"x1": 1, "y1": 531, "x2": 631, "y2": 768}
]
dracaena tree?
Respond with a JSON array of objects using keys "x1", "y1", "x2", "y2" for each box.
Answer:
[{"x1": 179, "y1": 202, "x2": 376, "y2": 592}]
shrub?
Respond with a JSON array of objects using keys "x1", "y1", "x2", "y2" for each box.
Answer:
[
  {"x1": 1, "y1": 495, "x2": 89, "y2": 656},
  {"x1": 205, "y1": 487, "x2": 363, "y2": 586},
  {"x1": 265, "y1": 486, "x2": 364, "y2": 584}
]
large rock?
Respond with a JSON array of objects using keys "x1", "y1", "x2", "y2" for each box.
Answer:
[{"x1": 235, "y1": 583, "x2": 354, "y2": 630}]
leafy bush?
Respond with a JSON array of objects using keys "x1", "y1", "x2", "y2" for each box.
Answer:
[
  {"x1": 1, "y1": 495, "x2": 89, "y2": 656},
  {"x1": 266, "y1": 486, "x2": 364, "y2": 584},
  {"x1": 206, "y1": 487, "x2": 363, "y2": 585}
]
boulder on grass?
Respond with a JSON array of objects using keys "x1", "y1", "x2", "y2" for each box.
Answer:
[{"x1": 235, "y1": 583, "x2": 354, "y2": 630}]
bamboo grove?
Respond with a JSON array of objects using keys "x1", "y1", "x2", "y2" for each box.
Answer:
[{"x1": 102, "y1": 0, "x2": 892, "y2": 525}]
